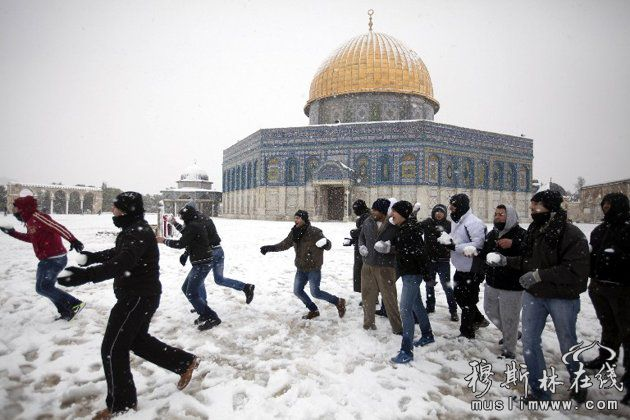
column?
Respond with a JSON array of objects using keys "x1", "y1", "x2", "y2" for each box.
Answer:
[
  {"x1": 50, "y1": 193, "x2": 54, "y2": 215},
  {"x1": 80, "y1": 194, "x2": 85, "y2": 214},
  {"x1": 65, "y1": 192, "x2": 69, "y2": 214}
]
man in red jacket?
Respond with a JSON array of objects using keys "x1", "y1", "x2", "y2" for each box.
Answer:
[{"x1": 0, "y1": 195, "x2": 85, "y2": 321}]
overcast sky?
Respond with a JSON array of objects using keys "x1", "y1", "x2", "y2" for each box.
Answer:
[{"x1": 1, "y1": 0, "x2": 629, "y2": 194}]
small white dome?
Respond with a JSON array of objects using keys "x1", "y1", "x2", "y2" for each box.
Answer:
[{"x1": 181, "y1": 163, "x2": 209, "y2": 181}]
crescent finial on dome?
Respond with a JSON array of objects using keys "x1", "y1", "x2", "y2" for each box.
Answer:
[{"x1": 368, "y1": 9, "x2": 374, "y2": 31}]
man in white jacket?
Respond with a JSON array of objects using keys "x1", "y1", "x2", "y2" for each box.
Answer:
[{"x1": 442, "y1": 194, "x2": 489, "y2": 338}]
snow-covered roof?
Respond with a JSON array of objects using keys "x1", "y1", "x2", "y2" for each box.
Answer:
[
  {"x1": 162, "y1": 187, "x2": 219, "y2": 193},
  {"x1": 180, "y1": 163, "x2": 209, "y2": 181},
  {"x1": 7, "y1": 182, "x2": 101, "y2": 192}
]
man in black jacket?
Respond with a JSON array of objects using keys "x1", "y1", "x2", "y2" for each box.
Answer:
[
  {"x1": 489, "y1": 190, "x2": 589, "y2": 403},
  {"x1": 157, "y1": 205, "x2": 246, "y2": 331},
  {"x1": 343, "y1": 199, "x2": 370, "y2": 295},
  {"x1": 481, "y1": 204, "x2": 526, "y2": 359},
  {"x1": 58, "y1": 192, "x2": 199, "y2": 419},
  {"x1": 584, "y1": 192, "x2": 630, "y2": 405},
  {"x1": 417, "y1": 204, "x2": 458, "y2": 321},
  {"x1": 389, "y1": 201, "x2": 434, "y2": 364},
  {"x1": 164, "y1": 205, "x2": 255, "y2": 307}
]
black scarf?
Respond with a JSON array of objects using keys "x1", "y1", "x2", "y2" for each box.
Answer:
[
  {"x1": 113, "y1": 214, "x2": 143, "y2": 228},
  {"x1": 524, "y1": 209, "x2": 567, "y2": 258},
  {"x1": 291, "y1": 222, "x2": 310, "y2": 242}
]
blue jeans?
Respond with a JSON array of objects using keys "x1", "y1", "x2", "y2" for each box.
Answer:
[
  {"x1": 36, "y1": 255, "x2": 81, "y2": 317},
  {"x1": 211, "y1": 246, "x2": 246, "y2": 291},
  {"x1": 293, "y1": 270, "x2": 339, "y2": 311},
  {"x1": 400, "y1": 275, "x2": 432, "y2": 353},
  {"x1": 425, "y1": 260, "x2": 457, "y2": 313},
  {"x1": 182, "y1": 263, "x2": 218, "y2": 319},
  {"x1": 521, "y1": 292, "x2": 580, "y2": 400}
]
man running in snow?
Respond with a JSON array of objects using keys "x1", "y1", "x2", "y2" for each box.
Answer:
[
  {"x1": 57, "y1": 192, "x2": 199, "y2": 418},
  {"x1": 0, "y1": 195, "x2": 85, "y2": 321},
  {"x1": 260, "y1": 210, "x2": 345, "y2": 320},
  {"x1": 157, "y1": 204, "x2": 255, "y2": 331}
]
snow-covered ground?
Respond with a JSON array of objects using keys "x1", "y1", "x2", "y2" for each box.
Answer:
[{"x1": 0, "y1": 214, "x2": 626, "y2": 419}]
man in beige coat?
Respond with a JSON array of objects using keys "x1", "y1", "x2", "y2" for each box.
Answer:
[{"x1": 358, "y1": 199, "x2": 403, "y2": 334}]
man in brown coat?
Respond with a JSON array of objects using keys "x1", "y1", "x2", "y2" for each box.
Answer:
[
  {"x1": 260, "y1": 210, "x2": 346, "y2": 320},
  {"x1": 358, "y1": 199, "x2": 403, "y2": 334}
]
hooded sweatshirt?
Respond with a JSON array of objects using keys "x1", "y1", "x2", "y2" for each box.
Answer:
[
  {"x1": 9, "y1": 196, "x2": 78, "y2": 260},
  {"x1": 449, "y1": 209, "x2": 486, "y2": 272},
  {"x1": 590, "y1": 192, "x2": 630, "y2": 285}
]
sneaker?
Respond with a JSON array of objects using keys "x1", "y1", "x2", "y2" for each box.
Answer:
[
  {"x1": 335, "y1": 298, "x2": 346, "y2": 318},
  {"x1": 414, "y1": 334, "x2": 435, "y2": 347},
  {"x1": 197, "y1": 317, "x2": 222, "y2": 331},
  {"x1": 193, "y1": 316, "x2": 203, "y2": 326},
  {"x1": 375, "y1": 307, "x2": 387, "y2": 318},
  {"x1": 450, "y1": 312, "x2": 459, "y2": 322},
  {"x1": 177, "y1": 356, "x2": 200, "y2": 390},
  {"x1": 499, "y1": 350, "x2": 516, "y2": 359},
  {"x1": 363, "y1": 324, "x2": 376, "y2": 330},
  {"x1": 67, "y1": 302, "x2": 86, "y2": 321},
  {"x1": 391, "y1": 350, "x2": 413, "y2": 364},
  {"x1": 499, "y1": 331, "x2": 522, "y2": 345},
  {"x1": 302, "y1": 310, "x2": 320, "y2": 320},
  {"x1": 473, "y1": 318, "x2": 490, "y2": 330},
  {"x1": 244, "y1": 284, "x2": 255, "y2": 304},
  {"x1": 570, "y1": 387, "x2": 588, "y2": 404}
]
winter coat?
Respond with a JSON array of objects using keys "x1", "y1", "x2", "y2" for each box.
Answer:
[
  {"x1": 349, "y1": 212, "x2": 370, "y2": 247},
  {"x1": 82, "y1": 218, "x2": 161, "y2": 298},
  {"x1": 358, "y1": 216, "x2": 399, "y2": 267},
  {"x1": 392, "y1": 218, "x2": 430, "y2": 277},
  {"x1": 480, "y1": 205, "x2": 526, "y2": 291},
  {"x1": 507, "y1": 210, "x2": 589, "y2": 300},
  {"x1": 270, "y1": 224, "x2": 331, "y2": 271},
  {"x1": 9, "y1": 209, "x2": 78, "y2": 260},
  {"x1": 418, "y1": 207, "x2": 451, "y2": 262},
  {"x1": 166, "y1": 217, "x2": 214, "y2": 265},
  {"x1": 590, "y1": 195, "x2": 630, "y2": 285},
  {"x1": 449, "y1": 209, "x2": 486, "y2": 273}
]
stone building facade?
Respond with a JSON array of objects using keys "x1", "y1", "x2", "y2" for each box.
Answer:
[
  {"x1": 6, "y1": 182, "x2": 103, "y2": 214},
  {"x1": 222, "y1": 21, "x2": 533, "y2": 222},
  {"x1": 160, "y1": 163, "x2": 222, "y2": 217},
  {"x1": 574, "y1": 178, "x2": 630, "y2": 223}
]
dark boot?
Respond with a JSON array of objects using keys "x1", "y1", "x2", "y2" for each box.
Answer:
[
  {"x1": 244, "y1": 284, "x2": 255, "y2": 304},
  {"x1": 198, "y1": 316, "x2": 222, "y2": 331},
  {"x1": 302, "y1": 310, "x2": 320, "y2": 320},
  {"x1": 335, "y1": 298, "x2": 346, "y2": 318}
]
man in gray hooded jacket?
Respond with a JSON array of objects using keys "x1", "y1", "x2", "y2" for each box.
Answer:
[{"x1": 480, "y1": 204, "x2": 526, "y2": 359}]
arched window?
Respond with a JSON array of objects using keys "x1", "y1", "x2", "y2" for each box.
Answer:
[
  {"x1": 462, "y1": 158, "x2": 474, "y2": 188},
  {"x1": 401, "y1": 153, "x2": 416, "y2": 181},
  {"x1": 518, "y1": 166, "x2": 529, "y2": 191},
  {"x1": 476, "y1": 161, "x2": 488, "y2": 189},
  {"x1": 266, "y1": 158, "x2": 279, "y2": 183},
  {"x1": 506, "y1": 164, "x2": 517, "y2": 191},
  {"x1": 305, "y1": 157, "x2": 319, "y2": 182},
  {"x1": 286, "y1": 158, "x2": 298, "y2": 183},
  {"x1": 492, "y1": 162, "x2": 503, "y2": 190},
  {"x1": 428, "y1": 155, "x2": 439, "y2": 183},
  {"x1": 445, "y1": 157, "x2": 457, "y2": 185},
  {"x1": 355, "y1": 155, "x2": 370, "y2": 183},
  {"x1": 379, "y1": 156, "x2": 391, "y2": 182}
]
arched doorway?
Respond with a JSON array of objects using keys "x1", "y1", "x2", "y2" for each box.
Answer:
[
  {"x1": 68, "y1": 191, "x2": 82, "y2": 214},
  {"x1": 83, "y1": 193, "x2": 95, "y2": 214},
  {"x1": 53, "y1": 191, "x2": 67, "y2": 214}
]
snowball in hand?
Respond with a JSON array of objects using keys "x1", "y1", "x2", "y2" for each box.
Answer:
[
  {"x1": 316, "y1": 238, "x2": 328, "y2": 248},
  {"x1": 58, "y1": 269, "x2": 73, "y2": 278},
  {"x1": 437, "y1": 232, "x2": 452, "y2": 245},
  {"x1": 342, "y1": 238, "x2": 352, "y2": 246},
  {"x1": 75, "y1": 253, "x2": 88, "y2": 265},
  {"x1": 463, "y1": 246, "x2": 478, "y2": 257},
  {"x1": 486, "y1": 252, "x2": 503, "y2": 264},
  {"x1": 0, "y1": 222, "x2": 13, "y2": 230}
]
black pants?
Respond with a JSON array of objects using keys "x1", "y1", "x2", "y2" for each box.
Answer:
[
  {"x1": 353, "y1": 248, "x2": 363, "y2": 293},
  {"x1": 589, "y1": 280, "x2": 630, "y2": 381},
  {"x1": 453, "y1": 271, "x2": 485, "y2": 337},
  {"x1": 102, "y1": 294, "x2": 195, "y2": 413}
]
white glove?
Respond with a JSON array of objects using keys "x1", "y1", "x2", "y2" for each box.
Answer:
[
  {"x1": 316, "y1": 238, "x2": 329, "y2": 248},
  {"x1": 463, "y1": 246, "x2": 478, "y2": 257},
  {"x1": 412, "y1": 203, "x2": 421, "y2": 214},
  {"x1": 342, "y1": 238, "x2": 352, "y2": 246},
  {"x1": 374, "y1": 240, "x2": 391, "y2": 254},
  {"x1": 437, "y1": 232, "x2": 453, "y2": 245},
  {"x1": 486, "y1": 252, "x2": 507, "y2": 267},
  {"x1": 168, "y1": 215, "x2": 176, "y2": 223},
  {"x1": 359, "y1": 245, "x2": 369, "y2": 257}
]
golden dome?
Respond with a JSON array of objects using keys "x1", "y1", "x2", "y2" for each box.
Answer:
[{"x1": 305, "y1": 31, "x2": 439, "y2": 114}]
